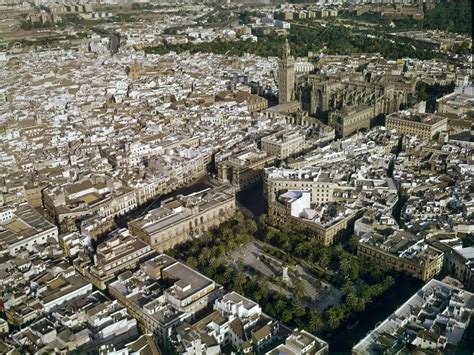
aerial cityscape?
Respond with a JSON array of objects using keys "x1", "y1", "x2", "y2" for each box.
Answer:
[{"x1": 0, "y1": 0, "x2": 472, "y2": 353}]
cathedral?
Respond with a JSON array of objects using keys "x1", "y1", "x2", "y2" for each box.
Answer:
[{"x1": 278, "y1": 44, "x2": 417, "y2": 137}]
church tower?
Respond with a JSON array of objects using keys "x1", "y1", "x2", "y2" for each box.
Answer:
[{"x1": 278, "y1": 39, "x2": 295, "y2": 104}]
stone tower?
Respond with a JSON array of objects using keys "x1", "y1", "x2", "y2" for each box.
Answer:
[
  {"x1": 128, "y1": 59, "x2": 142, "y2": 80},
  {"x1": 278, "y1": 39, "x2": 295, "y2": 104}
]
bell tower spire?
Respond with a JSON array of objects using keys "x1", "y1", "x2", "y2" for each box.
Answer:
[
  {"x1": 278, "y1": 38, "x2": 295, "y2": 104},
  {"x1": 283, "y1": 38, "x2": 291, "y2": 59}
]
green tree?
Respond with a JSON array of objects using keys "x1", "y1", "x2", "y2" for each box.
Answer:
[
  {"x1": 186, "y1": 256, "x2": 197, "y2": 268},
  {"x1": 258, "y1": 213, "x2": 268, "y2": 229},
  {"x1": 348, "y1": 260, "x2": 360, "y2": 280},
  {"x1": 346, "y1": 292, "x2": 358, "y2": 311},
  {"x1": 293, "y1": 279, "x2": 305, "y2": 300},
  {"x1": 341, "y1": 281, "x2": 355, "y2": 295},
  {"x1": 234, "y1": 272, "x2": 246, "y2": 294},
  {"x1": 247, "y1": 220, "x2": 258, "y2": 234},
  {"x1": 260, "y1": 280, "x2": 270, "y2": 300},
  {"x1": 383, "y1": 275, "x2": 395, "y2": 290},
  {"x1": 319, "y1": 253, "x2": 330, "y2": 268},
  {"x1": 348, "y1": 235, "x2": 359, "y2": 254},
  {"x1": 371, "y1": 283, "x2": 384, "y2": 297},
  {"x1": 325, "y1": 307, "x2": 344, "y2": 330},
  {"x1": 354, "y1": 297, "x2": 366, "y2": 312},
  {"x1": 275, "y1": 299, "x2": 287, "y2": 315},
  {"x1": 281, "y1": 309, "x2": 294, "y2": 323},
  {"x1": 234, "y1": 210, "x2": 245, "y2": 223},
  {"x1": 339, "y1": 257, "x2": 352, "y2": 276},
  {"x1": 308, "y1": 310, "x2": 324, "y2": 333},
  {"x1": 198, "y1": 248, "x2": 211, "y2": 266},
  {"x1": 295, "y1": 242, "x2": 308, "y2": 258},
  {"x1": 294, "y1": 301, "x2": 306, "y2": 318},
  {"x1": 222, "y1": 267, "x2": 234, "y2": 285}
]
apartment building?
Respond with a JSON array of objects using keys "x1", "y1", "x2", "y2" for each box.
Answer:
[
  {"x1": 436, "y1": 86, "x2": 473, "y2": 129},
  {"x1": 108, "y1": 255, "x2": 223, "y2": 345},
  {"x1": 0, "y1": 203, "x2": 58, "y2": 256},
  {"x1": 175, "y1": 291, "x2": 276, "y2": 354},
  {"x1": 264, "y1": 167, "x2": 336, "y2": 204},
  {"x1": 6, "y1": 271, "x2": 93, "y2": 326},
  {"x1": 129, "y1": 185, "x2": 235, "y2": 252},
  {"x1": 217, "y1": 149, "x2": 276, "y2": 191},
  {"x1": 59, "y1": 231, "x2": 88, "y2": 257},
  {"x1": 261, "y1": 130, "x2": 306, "y2": 160},
  {"x1": 216, "y1": 90, "x2": 268, "y2": 113},
  {"x1": 125, "y1": 175, "x2": 169, "y2": 205},
  {"x1": 358, "y1": 230, "x2": 444, "y2": 281},
  {"x1": 328, "y1": 105, "x2": 374, "y2": 138},
  {"x1": 267, "y1": 329, "x2": 329, "y2": 355},
  {"x1": 386, "y1": 111, "x2": 448, "y2": 140},
  {"x1": 86, "y1": 229, "x2": 156, "y2": 289},
  {"x1": 10, "y1": 291, "x2": 138, "y2": 353},
  {"x1": 353, "y1": 279, "x2": 474, "y2": 354},
  {"x1": 270, "y1": 190, "x2": 360, "y2": 246},
  {"x1": 442, "y1": 247, "x2": 474, "y2": 292},
  {"x1": 43, "y1": 178, "x2": 137, "y2": 224},
  {"x1": 437, "y1": 86, "x2": 474, "y2": 117}
]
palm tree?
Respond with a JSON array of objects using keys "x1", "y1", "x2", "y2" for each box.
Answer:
[
  {"x1": 339, "y1": 257, "x2": 352, "y2": 276},
  {"x1": 349, "y1": 262, "x2": 360, "y2": 280},
  {"x1": 223, "y1": 267, "x2": 234, "y2": 285},
  {"x1": 281, "y1": 309, "x2": 293, "y2": 323},
  {"x1": 275, "y1": 299, "x2": 287, "y2": 315},
  {"x1": 209, "y1": 256, "x2": 220, "y2": 268},
  {"x1": 247, "y1": 220, "x2": 258, "y2": 234},
  {"x1": 293, "y1": 279, "x2": 305, "y2": 300},
  {"x1": 282, "y1": 239, "x2": 291, "y2": 252},
  {"x1": 348, "y1": 235, "x2": 359, "y2": 254},
  {"x1": 294, "y1": 301, "x2": 306, "y2": 318},
  {"x1": 341, "y1": 281, "x2": 354, "y2": 295},
  {"x1": 253, "y1": 290, "x2": 263, "y2": 303},
  {"x1": 190, "y1": 246, "x2": 199, "y2": 257},
  {"x1": 213, "y1": 244, "x2": 225, "y2": 258},
  {"x1": 383, "y1": 276, "x2": 395, "y2": 290},
  {"x1": 371, "y1": 283, "x2": 384, "y2": 297},
  {"x1": 295, "y1": 243, "x2": 307, "y2": 258},
  {"x1": 260, "y1": 280, "x2": 270, "y2": 299},
  {"x1": 308, "y1": 310, "x2": 324, "y2": 333},
  {"x1": 346, "y1": 292, "x2": 358, "y2": 311},
  {"x1": 326, "y1": 308, "x2": 342, "y2": 330},
  {"x1": 258, "y1": 213, "x2": 268, "y2": 229},
  {"x1": 354, "y1": 297, "x2": 366, "y2": 312},
  {"x1": 319, "y1": 253, "x2": 330, "y2": 268},
  {"x1": 227, "y1": 239, "x2": 237, "y2": 252},
  {"x1": 235, "y1": 273, "x2": 246, "y2": 294},
  {"x1": 234, "y1": 210, "x2": 245, "y2": 222},
  {"x1": 186, "y1": 256, "x2": 197, "y2": 268}
]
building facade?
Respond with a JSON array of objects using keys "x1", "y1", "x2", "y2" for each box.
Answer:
[
  {"x1": 0, "y1": 204, "x2": 58, "y2": 256},
  {"x1": 386, "y1": 112, "x2": 448, "y2": 139},
  {"x1": 129, "y1": 185, "x2": 235, "y2": 252},
  {"x1": 261, "y1": 130, "x2": 305, "y2": 160},
  {"x1": 328, "y1": 104, "x2": 374, "y2": 138},
  {"x1": 358, "y1": 231, "x2": 444, "y2": 281},
  {"x1": 217, "y1": 150, "x2": 276, "y2": 191},
  {"x1": 269, "y1": 190, "x2": 361, "y2": 246},
  {"x1": 86, "y1": 229, "x2": 156, "y2": 289}
]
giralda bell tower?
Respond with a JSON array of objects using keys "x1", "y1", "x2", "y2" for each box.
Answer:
[{"x1": 278, "y1": 39, "x2": 295, "y2": 104}]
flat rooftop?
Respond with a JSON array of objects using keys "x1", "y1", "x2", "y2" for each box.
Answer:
[
  {"x1": 353, "y1": 279, "x2": 474, "y2": 354},
  {"x1": 0, "y1": 204, "x2": 56, "y2": 246},
  {"x1": 387, "y1": 112, "x2": 446, "y2": 125},
  {"x1": 162, "y1": 261, "x2": 214, "y2": 301}
]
